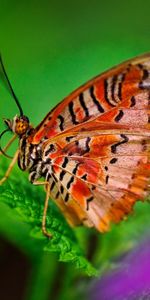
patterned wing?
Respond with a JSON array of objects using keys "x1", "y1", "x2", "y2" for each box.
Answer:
[
  {"x1": 32, "y1": 53, "x2": 150, "y2": 231},
  {"x1": 41, "y1": 126, "x2": 150, "y2": 232},
  {"x1": 32, "y1": 53, "x2": 150, "y2": 143}
]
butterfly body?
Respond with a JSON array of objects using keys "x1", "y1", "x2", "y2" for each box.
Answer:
[{"x1": 1, "y1": 53, "x2": 150, "y2": 234}]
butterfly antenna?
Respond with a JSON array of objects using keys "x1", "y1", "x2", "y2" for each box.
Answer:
[{"x1": 0, "y1": 54, "x2": 23, "y2": 116}]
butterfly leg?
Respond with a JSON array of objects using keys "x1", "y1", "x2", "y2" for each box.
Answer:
[
  {"x1": 0, "y1": 134, "x2": 17, "y2": 156},
  {"x1": 33, "y1": 181, "x2": 52, "y2": 238},
  {"x1": 0, "y1": 149, "x2": 19, "y2": 185}
]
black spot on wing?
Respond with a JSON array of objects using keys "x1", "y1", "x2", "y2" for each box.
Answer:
[
  {"x1": 105, "y1": 175, "x2": 109, "y2": 184},
  {"x1": 81, "y1": 174, "x2": 87, "y2": 180},
  {"x1": 79, "y1": 93, "x2": 89, "y2": 117},
  {"x1": 62, "y1": 157, "x2": 69, "y2": 168},
  {"x1": 66, "y1": 175, "x2": 74, "y2": 189},
  {"x1": 57, "y1": 114, "x2": 64, "y2": 131},
  {"x1": 75, "y1": 140, "x2": 79, "y2": 147},
  {"x1": 68, "y1": 101, "x2": 79, "y2": 125},
  {"x1": 52, "y1": 172, "x2": 58, "y2": 183},
  {"x1": 114, "y1": 110, "x2": 124, "y2": 122},
  {"x1": 72, "y1": 162, "x2": 80, "y2": 175},
  {"x1": 60, "y1": 185, "x2": 64, "y2": 194},
  {"x1": 110, "y1": 158, "x2": 118, "y2": 164},
  {"x1": 111, "y1": 134, "x2": 129, "y2": 154},
  {"x1": 85, "y1": 137, "x2": 91, "y2": 153},
  {"x1": 104, "y1": 79, "x2": 116, "y2": 107},
  {"x1": 130, "y1": 96, "x2": 136, "y2": 107},
  {"x1": 138, "y1": 64, "x2": 149, "y2": 80},
  {"x1": 56, "y1": 191, "x2": 60, "y2": 198},
  {"x1": 66, "y1": 136, "x2": 75, "y2": 142},
  {"x1": 89, "y1": 86, "x2": 105, "y2": 112},
  {"x1": 91, "y1": 185, "x2": 96, "y2": 190},
  {"x1": 111, "y1": 75, "x2": 118, "y2": 102},
  {"x1": 118, "y1": 73, "x2": 126, "y2": 100},
  {"x1": 59, "y1": 170, "x2": 66, "y2": 181},
  {"x1": 86, "y1": 196, "x2": 94, "y2": 210},
  {"x1": 79, "y1": 137, "x2": 91, "y2": 156},
  {"x1": 64, "y1": 193, "x2": 69, "y2": 202}
]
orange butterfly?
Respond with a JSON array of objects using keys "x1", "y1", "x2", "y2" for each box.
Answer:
[{"x1": 0, "y1": 53, "x2": 150, "y2": 237}]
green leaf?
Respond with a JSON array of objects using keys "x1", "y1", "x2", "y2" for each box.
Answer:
[{"x1": 0, "y1": 157, "x2": 97, "y2": 277}]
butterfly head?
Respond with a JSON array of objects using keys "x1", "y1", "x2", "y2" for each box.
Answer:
[{"x1": 4, "y1": 115, "x2": 30, "y2": 136}]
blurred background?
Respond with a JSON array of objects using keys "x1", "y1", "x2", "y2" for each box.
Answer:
[{"x1": 0, "y1": 0, "x2": 150, "y2": 299}]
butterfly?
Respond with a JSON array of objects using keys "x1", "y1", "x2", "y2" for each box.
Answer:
[{"x1": 0, "y1": 53, "x2": 150, "y2": 238}]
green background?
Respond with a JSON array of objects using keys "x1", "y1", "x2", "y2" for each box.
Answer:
[{"x1": 0, "y1": 1, "x2": 150, "y2": 300}]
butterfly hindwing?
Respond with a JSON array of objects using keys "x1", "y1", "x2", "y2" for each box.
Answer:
[{"x1": 44, "y1": 127, "x2": 149, "y2": 232}]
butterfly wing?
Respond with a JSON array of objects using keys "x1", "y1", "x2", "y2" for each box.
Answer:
[
  {"x1": 32, "y1": 53, "x2": 150, "y2": 231},
  {"x1": 41, "y1": 126, "x2": 150, "y2": 231},
  {"x1": 32, "y1": 53, "x2": 150, "y2": 143}
]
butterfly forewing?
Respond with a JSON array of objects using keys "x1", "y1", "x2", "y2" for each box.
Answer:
[
  {"x1": 32, "y1": 53, "x2": 150, "y2": 143},
  {"x1": 30, "y1": 54, "x2": 150, "y2": 232}
]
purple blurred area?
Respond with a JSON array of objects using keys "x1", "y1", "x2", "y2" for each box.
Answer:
[{"x1": 90, "y1": 239, "x2": 150, "y2": 300}]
